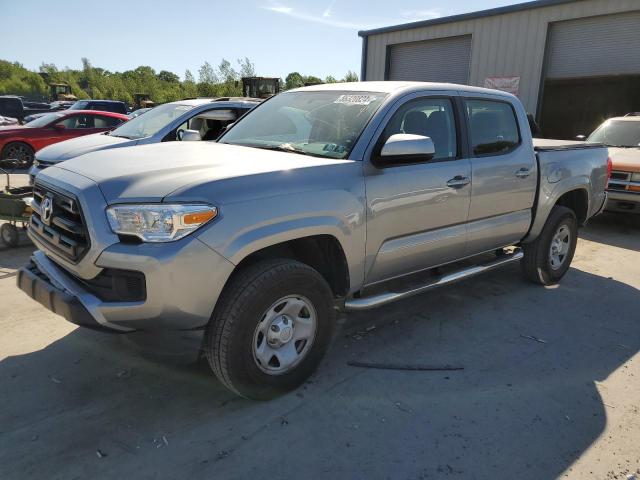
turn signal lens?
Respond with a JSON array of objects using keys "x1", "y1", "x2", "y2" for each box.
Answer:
[{"x1": 183, "y1": 210, "x2": 217, "y2": 225}]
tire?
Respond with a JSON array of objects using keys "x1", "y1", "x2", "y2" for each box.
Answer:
[
  {"x1": 0, "y1": 223, "x2": 19, "y2": 247},
  {"x1": 1, "y1": 142, "x2": 35, "y2": 168},
  {"x1": 521, "y1": 206, "x2": 578, "y2": 285},
  {"x1": 205, "y1": 258, "x2": 335, "y2": 400}
]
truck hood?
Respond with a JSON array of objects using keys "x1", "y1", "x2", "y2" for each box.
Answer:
[
  {"x1": 35, "y1": 132, "x2": 133, "y2": 162},
  {"x1": 49, "y1": 141, "x2": 352, "y2": 203},
  {"x1": 608, "y1": 147, "x2": 640, "y2": 173}
]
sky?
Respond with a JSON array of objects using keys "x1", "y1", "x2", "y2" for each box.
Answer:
[{"x1": 3, "y1": 0, "x2": 516, "y2": 80}]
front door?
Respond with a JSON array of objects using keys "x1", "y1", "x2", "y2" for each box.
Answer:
[{"x1": 364, "y1": 94, "x2": 471, "y2": 286}]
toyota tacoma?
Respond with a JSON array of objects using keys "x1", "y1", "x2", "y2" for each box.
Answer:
[{"x1": 18, "y1": 82, "x2": 609, "y2": 399}]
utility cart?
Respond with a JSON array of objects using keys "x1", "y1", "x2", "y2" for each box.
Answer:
[{"x1": 0, "y1": 162, "x2": 32, "y2": 247}]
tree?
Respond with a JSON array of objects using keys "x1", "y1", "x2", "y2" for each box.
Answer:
[
  {"x1": 285, "y1": 72, "x2": 304, "y2": 90},
  {"x1": 304, "y1": 75, "x2": 323, "y2": 85},
  {"x1": 184, "y1": 69, "x2": 195, "y2": 83},
  {"x1": 342, "y1": 70, "x2": 359, "y2": 82},
  {"x1": 158, "y1": 70, "x2": 180, "y2": 83},
  {"x1": 198, "y1": 61, "x2": 218, "y2": 84},
  {"x1": 238, "y1": 57, "x2": 255, "y2": 78},
  {"x1": 324, "y1": 75, "x2": 338, "y2": 83}
]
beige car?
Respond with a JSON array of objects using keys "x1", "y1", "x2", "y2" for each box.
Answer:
[{"x1": 587, "y1": 114, "x2": 640, "y2": 213}]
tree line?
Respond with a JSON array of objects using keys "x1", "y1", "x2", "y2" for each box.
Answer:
[{"x1": 0, "y1": 57, "x2": 358, "y2": 105}]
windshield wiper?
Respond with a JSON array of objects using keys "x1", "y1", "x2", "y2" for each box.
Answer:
[
  {"x1": 108, "y1": 133, "x2": 131, "y2": 139},
  {"x1": 249, "y1": 144, "x2": 311, "y2": 156}
]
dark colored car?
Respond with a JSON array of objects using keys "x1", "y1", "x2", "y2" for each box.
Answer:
[
  {"x1": 0, "y1": 96, "x2": 52, "y2": 123},
  {"x1": 0, "y1": 110, "x2": 129, "y2": 166},
  {"x1": 69, "y1": 100, "x2": 128, "y2": 115}
]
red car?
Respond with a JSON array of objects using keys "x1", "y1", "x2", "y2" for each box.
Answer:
[{"x1": 0, "y1": 110, "x2": 129, "y2": 167}]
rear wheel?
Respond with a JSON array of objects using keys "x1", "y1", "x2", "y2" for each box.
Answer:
[
  {"x1": 205, "y1": 258, "x2": 335, "y2": 400},
  {"x1": 521, "y1": 206, "x2": 577, "y2": 285},
  {"x1": 0, "y1": 223, "x2": 19, "y2": 247},
  {"x1": 1, "y1": 142, "x2": 34, "y2": 168}
]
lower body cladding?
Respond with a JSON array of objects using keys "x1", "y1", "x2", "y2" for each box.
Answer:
[
  {"x1": 17, "y1": 238, "x2": 236, "y2": 354},
  {"x1": 605, "y1": 190, "x2": 640, "y2": 214}
]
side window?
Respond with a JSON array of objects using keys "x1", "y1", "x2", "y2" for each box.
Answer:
[
  {"x1": 94, "y1": 115, "x2": 123, "y2": 128},
  {"x1": 380, "y1": 97, "x2": 457, "y2": 160},
  {"x1": 59, "y1": 114, "x2": 94, "y2": 129},
  {"x1": 466, "y1": 99, "x2": 520, "y2": 156}
]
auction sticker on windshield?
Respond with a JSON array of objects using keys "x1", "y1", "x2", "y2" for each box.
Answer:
[{"x1": 334, "y1": 94, "x2": 377, "y2": 106}]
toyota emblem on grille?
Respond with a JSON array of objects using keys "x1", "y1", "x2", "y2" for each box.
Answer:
[{"x1": 41, "y1": 194, "x2": 54, "y2": 225}]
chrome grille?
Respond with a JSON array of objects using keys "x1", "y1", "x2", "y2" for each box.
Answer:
[
  {"x1": 608, "y1": 171, "x2": 639, "y2": 193},
  {"x1": 30, "y1": 183, "x2": 90, "y2": 262}
]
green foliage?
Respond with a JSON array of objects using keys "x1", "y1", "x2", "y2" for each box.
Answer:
[{"x1": 0, "y1": 57, "x2": 361, "y2": 104}]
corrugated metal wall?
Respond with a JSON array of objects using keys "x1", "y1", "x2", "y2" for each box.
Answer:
[
  {"x1": 388, "y1": 35, "x2": 472, "y2": 83},
  {"x1": 364, "y1": 0, "x2": 640, "y2": 113},
  {"x1": 546, "y1": 10, "x2": 640, "y2": 78}
]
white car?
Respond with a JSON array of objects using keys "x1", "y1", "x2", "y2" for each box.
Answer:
[
  {"x1": 29, "y1": 97, "x2": 261, "y2": 183},
  {"x1": 586, "y1": 113, "x2": 640, "y2": 214}
]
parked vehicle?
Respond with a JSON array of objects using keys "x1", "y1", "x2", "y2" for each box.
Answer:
[
  {"x1": 0, "y1": 110, "x2": 128, "y2": 167},
  {"x1": 586, "y1": 113, "x2": 640, "y2": 213},
  {"x1": 68, "y1": 100, "x2": 128, "y2": 115},
  {"x1": 128, "y1": 107, "x2": 152, "y2": 119},
  {"x1": 17, "y1": 82, "x2": 609, "y2": 399},
  {"x1": 0, "y1": 96, "x2": 52, "y2": 123},
  {"x1": 242, "y1": 77, "x2": 281, "y2": 98},
  {"x1": 24, "y1": 101, "x2": 75, "y2": 123},
  {"x1": 0, "y1": 116, "x2": 19, "y2": 127},
  {"x1": 29, "y1": 97, "x2": 260, "y2": 181}
]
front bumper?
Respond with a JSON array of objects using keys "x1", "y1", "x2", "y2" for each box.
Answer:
[
  {"x1": 18, "y1": 237, "x2": 236, "y2": 333},
  {"x1": 605, "y1": 190, "x2": 640, "y2": 214},
  {"x1": 18, "y1": 256, "x2": 120, "y2": 333}
]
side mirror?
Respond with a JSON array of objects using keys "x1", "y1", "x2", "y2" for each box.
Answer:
[
  {"x1": 378, "y1": 134, "x2": 435, "y2": 165},
  {"x1": 53, "y1": 123, "x2": 66, "y2": 131},
  {"x1": 181, "y1": 129, "x2": 201, "y2": 142},
  {"x1": 575, "y1": 135, "x2": 586, "y2": 141}
]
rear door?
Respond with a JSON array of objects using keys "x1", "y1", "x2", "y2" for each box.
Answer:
[
  {"x1": 463, "y1": 96, "x2": 536, "y2": 255},
  {"x1": 363, "y1": 92, "x2": 472, "y2": 285}
]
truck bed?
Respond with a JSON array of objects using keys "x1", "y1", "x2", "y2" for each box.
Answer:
[{"x1": 533, "y1": 138, "x2": 603, "y2": 151}]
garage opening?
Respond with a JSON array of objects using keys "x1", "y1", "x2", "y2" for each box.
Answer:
[
  {"x1": 540, "y1": 75, "x2": 640, "y2": 139},
  {"x1": 538, "y1": 11, "x2": 640, "y2": 139},
  {"x1": 386, "y1": 35, "x2": 472, "y2": 84}
]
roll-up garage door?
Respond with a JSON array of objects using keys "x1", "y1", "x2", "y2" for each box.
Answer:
[
  {"x1": 546, "y1": 11, "x2": 640, "y2": 79},
  {"x1": 387, "y1": 35, "x2": 472, "y2": 84}
]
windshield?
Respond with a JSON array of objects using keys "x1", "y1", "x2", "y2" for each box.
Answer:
[
  {"x1": 25, "y1": 112, "x2": 64, "y2": 128},
  {"x1": 109, "y1": 103, "x2": 194, "y2": 139},
  {"x1": 219, "y1": 90, "x2": 387, "y2": 159},
  {"x1": 587, "y1": 119, "x2": 640, "y2": 147},
  {"x1": 69, "y1": 101, "x2": 88, "y2": 110}
]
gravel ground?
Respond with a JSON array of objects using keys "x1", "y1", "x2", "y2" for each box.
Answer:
[{"x1": 1, "y1": 171, "x2": 639, "y2": 480}]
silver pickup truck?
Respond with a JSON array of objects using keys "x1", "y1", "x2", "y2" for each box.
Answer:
[{"x1": 18, "y1": 82, "x2": 609, "y2": 399}]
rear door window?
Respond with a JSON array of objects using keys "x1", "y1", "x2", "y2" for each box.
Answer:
[
  {"x1": 466, "y1": 99, "x2": 520, "y2": 156},
  {"x1": 94, "y1": 115, "x2": 123, "y2": 128}
]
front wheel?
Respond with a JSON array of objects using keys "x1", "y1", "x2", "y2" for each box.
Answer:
[
  {"x1": 205, "y1": 259, "x2": 335, "y2": 400},
  {"x1": 521, "y1": 205, "x2": 578, "y2": 285},
  {"x1": 1, "y1": 142, "x2": 35, "y2": 168},
  {"x1": 0, "y1": 223, "x2": 19, "y2": 247}
]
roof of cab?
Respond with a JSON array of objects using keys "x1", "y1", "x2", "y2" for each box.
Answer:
[{"x1": 290, "y1": 81, "x2": 517, "y2": 98}]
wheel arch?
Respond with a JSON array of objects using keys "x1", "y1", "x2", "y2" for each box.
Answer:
[{"x1": 229, "y1": 233, "x2": 351, "y2": 298}]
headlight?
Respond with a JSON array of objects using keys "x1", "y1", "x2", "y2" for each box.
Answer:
[
  {"x1": 32, "y1": 160, "x2": 39, "y2": 167},
  {"x1": 106, "y1": 204, "x2": 217, "y2": 242},
  {"x1": 631, "y1": 173, "x2": 640, "y2": 182}
]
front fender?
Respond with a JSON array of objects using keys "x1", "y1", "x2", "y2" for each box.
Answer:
[{"x1": 195, "y1": 189, "x2": 367, "y2": 292}]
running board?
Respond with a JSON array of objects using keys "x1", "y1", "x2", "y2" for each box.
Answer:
[{"x1": 343, "y1": 249, "x2": 524, "y2": 311}]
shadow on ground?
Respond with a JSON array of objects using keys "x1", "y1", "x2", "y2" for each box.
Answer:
[
  {"x1": 581, "y1": 212, "x2": 640, "y2": 251},
  {"x1": 1, "y1": 261, "x2": 638, "y2": 479}
]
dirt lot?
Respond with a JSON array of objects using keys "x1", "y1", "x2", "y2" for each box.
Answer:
[{"x1": 1, "y1": 171, "x2": 639, "y2": 480}]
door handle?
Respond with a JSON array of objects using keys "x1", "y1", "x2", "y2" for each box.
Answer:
[
  {"x1": 446, "y1": 176, "x2": 471, "y2": 188},
  {"x1": 515, "y1": 168, "x2": 531, "y2": 178}
]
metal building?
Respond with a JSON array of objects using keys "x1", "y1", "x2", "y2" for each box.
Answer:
[{"x1": 359, "y1": 0, "x2": 640, "y2": 138}]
